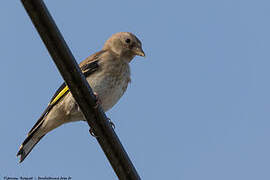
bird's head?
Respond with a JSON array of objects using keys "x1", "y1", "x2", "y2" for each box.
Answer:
[{"x1": 103, "y1": 32, "x2": 145, "y2": 62}]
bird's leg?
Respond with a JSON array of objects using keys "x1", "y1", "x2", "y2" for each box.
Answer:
[
  {"x1": 90, "y1": 92, "x2": 102, "y2": 137},
  {"x1": 90, "y1": 93, "x2": 115, "y2": 137},
  {"x1": 93, "y1": 92, "x2": 101, "y2": 108}
]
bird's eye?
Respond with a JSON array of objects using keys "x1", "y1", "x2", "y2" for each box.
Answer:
[{"x1": 125, "y1": 38, "x2": 131, "y2": 43}]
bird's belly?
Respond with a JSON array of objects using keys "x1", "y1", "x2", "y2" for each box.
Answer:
[{"x1": 87, "y1": 74, "x2": 129, "y2": 112}]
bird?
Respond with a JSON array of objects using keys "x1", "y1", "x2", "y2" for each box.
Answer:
[{"x1": 17, "y1": 32, "x2": 145, "y2": 163}]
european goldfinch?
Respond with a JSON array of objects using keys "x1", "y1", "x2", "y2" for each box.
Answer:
[{"x1": 17, "y1": 32, "x2": 145, "y2": 163}]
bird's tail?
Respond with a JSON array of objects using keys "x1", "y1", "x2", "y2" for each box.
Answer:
[
  {"x1": 17, "y1": 121, "x2": 45, "y2": 163},
  {"x1": 16, "y1": 134, "x2": 44, "y2": 163}
]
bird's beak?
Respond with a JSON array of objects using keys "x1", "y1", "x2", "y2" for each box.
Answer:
[{"x1": 133, "y1": 47, "x2": 145, "y2": 57}]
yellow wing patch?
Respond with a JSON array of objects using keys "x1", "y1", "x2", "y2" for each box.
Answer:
[{"x1": 50, "y1": 85, "x2": 69, "y2": 105}]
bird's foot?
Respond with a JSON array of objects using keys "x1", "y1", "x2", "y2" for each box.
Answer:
[
  {"x1": 89, "y1": 118, "x2": 115, "y2": 138},
  {"x1": 93, "y1": 92, "x2": 101, "y2": 108}
]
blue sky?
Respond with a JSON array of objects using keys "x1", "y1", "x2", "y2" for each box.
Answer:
[{"x1": 1, "y1": 0, "x2": 270, "y2": 179}]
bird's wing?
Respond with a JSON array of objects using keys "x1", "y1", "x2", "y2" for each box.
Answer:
[{"x1": 27, "y1": 50, "x2": 106, "y2": 135}]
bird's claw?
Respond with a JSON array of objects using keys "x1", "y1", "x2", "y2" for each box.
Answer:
[
  {"x1": 89, "y1": 128, "x2": 98, "y2": 138},
  {"x1": 89, "y1": 118, "x2": 115, "y2": 138},
  {"x1": 107, "y1": 118, "x2": 115, "y2": 129}
]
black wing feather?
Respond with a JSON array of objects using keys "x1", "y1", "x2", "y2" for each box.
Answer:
[
  {"x1": 27, "y1": 60, "x2": 100, "y2": 135},
  {"x1": 81, "y1": 60, "x2": 99, "y2": 77}
]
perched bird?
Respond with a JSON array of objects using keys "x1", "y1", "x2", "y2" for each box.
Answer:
[{"x1": 17, "y1": 32, "x2": 145, "y2": 163}]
